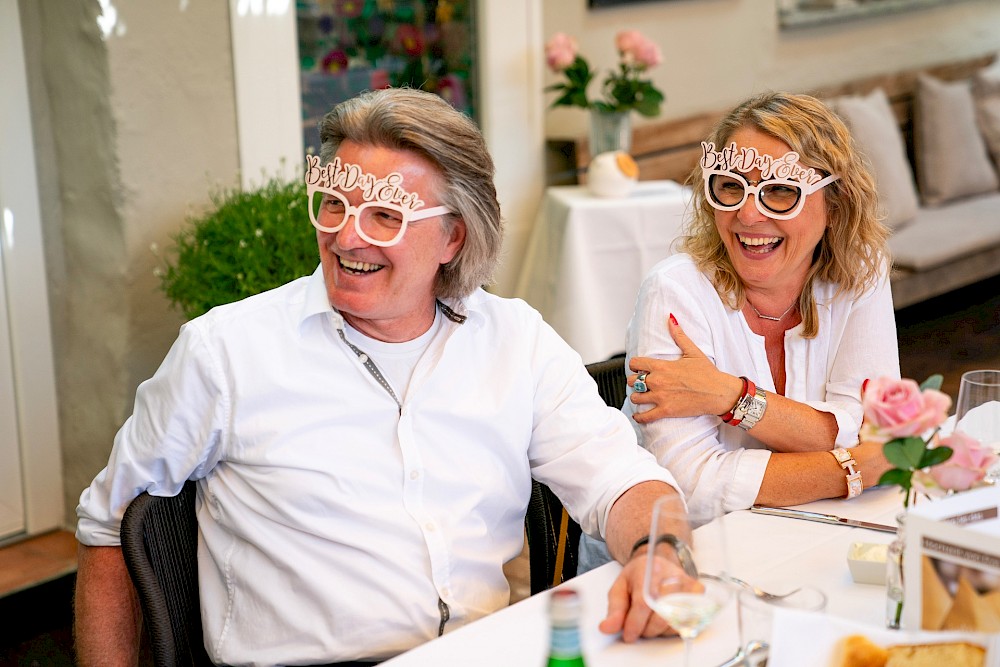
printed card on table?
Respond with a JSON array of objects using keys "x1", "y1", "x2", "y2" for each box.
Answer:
[{"x1": 903, "y1": 485, "x2": 1000, "y2": 632}]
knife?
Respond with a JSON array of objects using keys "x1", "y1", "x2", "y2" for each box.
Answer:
[{"x1": 750, "y1": 505, "x2": 897, "y2": 533}]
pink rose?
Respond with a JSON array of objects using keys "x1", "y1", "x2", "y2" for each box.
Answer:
[
  {"x1": 929, "y1": 431, "x2": 999, "y2": 491},
  {"x1": 861, "y1": 377, "x2": 951, "y2": 441},
  {"x1": 615, "y1": 30, "x2": 661, "y2": 69},
  {"x1": 545, "y1": 33, "x2": 578, "y2": 72}
]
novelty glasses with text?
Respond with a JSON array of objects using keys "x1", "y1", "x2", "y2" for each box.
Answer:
[
  {"x1": 700, "y1": 141, "x2": 839, "y2": 220},
  {"x1": 305, "y1": 155, "x2": 452, "y2": 247}
]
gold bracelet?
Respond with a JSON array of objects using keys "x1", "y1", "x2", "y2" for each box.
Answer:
[{"x1": 830, "y1": 447, "x2": 863, "y2": 499}]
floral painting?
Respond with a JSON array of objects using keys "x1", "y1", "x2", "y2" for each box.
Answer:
[{"x1": 297, "y1": 0, "x2": 477, "y2": 152}]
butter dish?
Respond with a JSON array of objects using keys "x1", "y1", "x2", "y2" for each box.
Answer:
[{"x1": 847, "y1": 542, "x2": 889, "y2": 585}]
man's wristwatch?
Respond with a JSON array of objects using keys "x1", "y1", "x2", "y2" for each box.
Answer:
[
  {"x1": 630, "y1": 534, "x2": 698, "y2": 578},
  {"x1": 830, "y1": 447, "x2": 863, "y2": 499}
]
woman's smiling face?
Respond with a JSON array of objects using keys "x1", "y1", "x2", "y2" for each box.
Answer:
[{"x1": 713, "y1": 127, "x2": 829, "y2": 294}]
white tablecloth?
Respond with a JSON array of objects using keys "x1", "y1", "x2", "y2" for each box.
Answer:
[
  {"x1": 383, "y1": 488, "x2": 905, "y2": 666},
  {"x1": 514, "y1": 181, "x2": 693, "y2": 364}
]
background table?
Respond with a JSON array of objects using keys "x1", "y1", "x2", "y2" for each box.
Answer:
[
  {"x1": 383, "y1": 488, "x2": 903, "y2": 666},
  {"x1": 514, "y1": 181, "x2": 693, "y2": 364}
]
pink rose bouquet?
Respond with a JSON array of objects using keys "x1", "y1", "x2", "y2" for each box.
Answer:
[
  {"x1": 862, "y1": 375, "x2": 957, "y2": 508},
  {"x1": 861, "y1": 377, "x2": 952, "y2": 442},
  {"x1": 913, "y1": 430, "x2": 999, "y2": 497},
  {"x1": 543, "y1": 30, "x2": 664, "y2": 117}
]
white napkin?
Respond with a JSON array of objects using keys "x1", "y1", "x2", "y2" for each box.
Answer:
[{"x1": 766, "y1": 607, "x2": 1000, "y2": 666}]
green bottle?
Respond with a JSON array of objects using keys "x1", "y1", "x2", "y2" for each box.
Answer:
[{"x1": 547, "y1": 588, "x2": 586, "y2": 666}]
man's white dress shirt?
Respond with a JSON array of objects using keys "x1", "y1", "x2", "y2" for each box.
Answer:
[
  {"x1": 77, "y1": 266, "x2": 676, "y2": 666},
  {"x1": 624, "y1": 254, "x2": 900, "y2": 516}
]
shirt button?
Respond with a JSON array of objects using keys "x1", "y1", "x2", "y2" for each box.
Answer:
[
  {"x1": 410, "y1": 470, "x2": 419, "y2": 480},
  {"x1": 358, "y1": 353, "x2": 368, "y2": 364},
  {"x1": 441, "y1": 587, "x2": 451, "y2": 598},
  {"x1": 425, "y1": 522, "x2": 436, "y2": 532}
]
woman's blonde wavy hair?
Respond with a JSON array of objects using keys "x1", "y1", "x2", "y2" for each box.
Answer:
[{"x1": 682, "y1": 92, "x2": 890, "y2": 338}]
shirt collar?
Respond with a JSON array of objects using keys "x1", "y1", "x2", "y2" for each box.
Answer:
[
  {"x1": 297, "y1": 263, "x2": 486, "y2": 332},
  {"x1": 299, "y1": 265, "x2": 341, "y2": 329}
]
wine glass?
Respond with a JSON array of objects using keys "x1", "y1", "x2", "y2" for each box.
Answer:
[
  {"x1": 954, "y1": 370, "x2": 1000, "y2": 481},
  {"x1": 642, "y1": 496, "x2": 734, "y2": 667}
]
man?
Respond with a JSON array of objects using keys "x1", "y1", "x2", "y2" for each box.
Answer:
[{"x1": 74, "y1": 88, "x2": 685, "y2": 666}]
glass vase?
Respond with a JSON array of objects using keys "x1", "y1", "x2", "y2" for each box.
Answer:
[
  {"x1": 885, "y1": 512, "x2": 906, "y2": 629},
  {"x1": 589, "y1": 109, "x2": 632, "y2": 158}
]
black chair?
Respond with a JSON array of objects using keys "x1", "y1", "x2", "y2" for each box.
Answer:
[
  {"x1": 525, "y1": 357, "x2": 628, "y2": 595},
  {"x1": 120, "y1": 480, "x2": 212, "y2": 667}
]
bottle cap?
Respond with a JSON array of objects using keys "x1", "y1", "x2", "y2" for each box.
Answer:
[{"x1": 549, "y1": 588, "x2": 582, "y2": 625}]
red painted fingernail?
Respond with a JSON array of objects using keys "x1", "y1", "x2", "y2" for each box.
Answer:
[
  {"x1": 862, "y1": 378, "x2": 870, "y2": 394},
  {"x1": 669, "y1": 313, "x2": 678, "y2": 325}
]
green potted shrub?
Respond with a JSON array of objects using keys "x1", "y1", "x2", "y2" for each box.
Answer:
[{"x1": 156, "y1": 175, "x2": 319, "y2": 320}]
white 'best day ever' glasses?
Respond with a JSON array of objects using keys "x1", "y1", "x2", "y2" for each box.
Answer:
[
  {"x1": 700, "y1": 141, "x2": 839, "y2": 221},
  {"x1": 304, "y1": 154, "x2": 452, "y2": 248}
]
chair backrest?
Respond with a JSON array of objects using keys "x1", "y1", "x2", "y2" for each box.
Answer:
[
  {"x1": 525, "y1": 358, "x2": 627, "y2": 595},
  {"x1": 586, "y1": 356, "x2": 628, "y2": 410},
  {"x1": 120, "y1": 480, "x2": 211, "y2": 667}
]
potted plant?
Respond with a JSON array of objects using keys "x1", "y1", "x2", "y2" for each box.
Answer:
[{"x1": 155, "y1": 174, "x2": 318, "y2": 320}]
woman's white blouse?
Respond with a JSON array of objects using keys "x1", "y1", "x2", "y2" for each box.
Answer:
[{"x1": 624, "y1": 254, "x2": 900, "y2": 516}]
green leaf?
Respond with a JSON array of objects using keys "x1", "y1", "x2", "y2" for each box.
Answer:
[
  {"x1": 919, "y1": 445, "x2": 953, "y2": 468},
  {"x1": 883, "y1": 437, "x2": 928, "y2": 470},
  {"x1": 920, "y1": 374, "x2": 944, "y2": 391},
  {"x1": 878, "y1": 468, "x2": 912, "y2": 488}
]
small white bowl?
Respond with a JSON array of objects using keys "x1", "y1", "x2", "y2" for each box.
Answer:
[{"x1": 847, "y1": 542, "x2": 889, "y2": 585}]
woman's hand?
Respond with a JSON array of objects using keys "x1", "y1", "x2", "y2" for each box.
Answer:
[{"x1": 627, "y1": 315, "x2": 743, "y2": 424}]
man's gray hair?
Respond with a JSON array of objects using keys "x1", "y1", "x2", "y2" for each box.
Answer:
[{"x1": 318, "y1": 87, "x2": 503, "y2": 298}]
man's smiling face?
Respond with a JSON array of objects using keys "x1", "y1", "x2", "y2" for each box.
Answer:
[{"x1": 316, "y1": 141, "x2": 465, "y2": 342}]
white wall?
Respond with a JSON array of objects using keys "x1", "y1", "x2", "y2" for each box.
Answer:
[
  {"x1": 477, "y1": 0, "x2": 546, "y2": 297},
  {"x1": 0, "y1": 0, "x2": 62, "y2": 538},
  {"x1": 21, "y1": 0, "x2": 241, "y2": 523},
  {"x1": 229, "y1": 0, "x2": 302, "y2": 188}
]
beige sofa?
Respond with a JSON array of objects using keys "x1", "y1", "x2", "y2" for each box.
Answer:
[
  {"x1": 828, "y1": 58, "x2": 1000, "y2": 309},
  {"x1": 565, "y1": 53, "x2": 1000, "y2": 309}
]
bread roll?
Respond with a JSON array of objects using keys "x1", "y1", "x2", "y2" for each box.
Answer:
[
  {"x1": 833, "y1": 634, "x2": 888, "y2": 667},
  {"x1": 885, "y1": 641, "x2": 985, "y2": 667}
]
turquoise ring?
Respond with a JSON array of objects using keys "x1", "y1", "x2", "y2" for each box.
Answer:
[{"x1": 634, "y1": 372, "x2": 649, "y2": 393}]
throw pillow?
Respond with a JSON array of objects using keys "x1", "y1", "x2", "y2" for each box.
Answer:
[
  {"x1": 973, "y1": 56, "x2": 1000, "y2": 168},
  {"x1": 915, "y1": 73, "x2": 999, "y2": 206},
  {"x1": 827, "y1": 88, "x2": 919, "y2": 229}
]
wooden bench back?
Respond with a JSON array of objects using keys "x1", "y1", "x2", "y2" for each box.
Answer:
[{"x1": 573, "y1": 53, "x2": 997, "y2": 186}]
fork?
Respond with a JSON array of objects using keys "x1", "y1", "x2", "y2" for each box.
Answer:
[
  {"x1": 704, "y1": 573, "x2": 802, "y2": 602},
  {"x1": 729, "y1": 575, "x2": 802, "y2": 602}
]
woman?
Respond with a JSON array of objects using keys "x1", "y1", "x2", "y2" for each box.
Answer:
[{"x1": 624, "y1": 92, "x2": 900, "y2": 518}]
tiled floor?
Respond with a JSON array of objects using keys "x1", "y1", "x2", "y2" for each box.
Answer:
[
  {"x1": 895, "y1": 274, "x2": 1000, "y2": 404},
  {"x1": 0, "y1": 530, "x2": 77, "y2": 598}
]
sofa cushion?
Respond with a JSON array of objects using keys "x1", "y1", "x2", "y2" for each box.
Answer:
[
  {"x1": 888, "y1": 193, "x2": 1000, "y2": 270},
  {"x1": 973, "y1": 57, "x2": 1000, "y2": 168},
  {"x1": 827, "y1": 88, "x2": 920, "y2": 230},
  {"x1": 915, "y1": 74, "x2": 999, "y2": 206}
]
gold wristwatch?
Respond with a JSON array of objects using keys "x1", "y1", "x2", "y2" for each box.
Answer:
[{"x1": 830, "y1": 447, "x2": 863, "y2": 499}]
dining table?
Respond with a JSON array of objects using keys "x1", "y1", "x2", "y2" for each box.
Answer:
[
  {"x1": 382, "y1": 486, "x2": 905, "y2": 666},
  {"x1": 513, "y1": 180, "x2": 693, "y2": 364}
]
